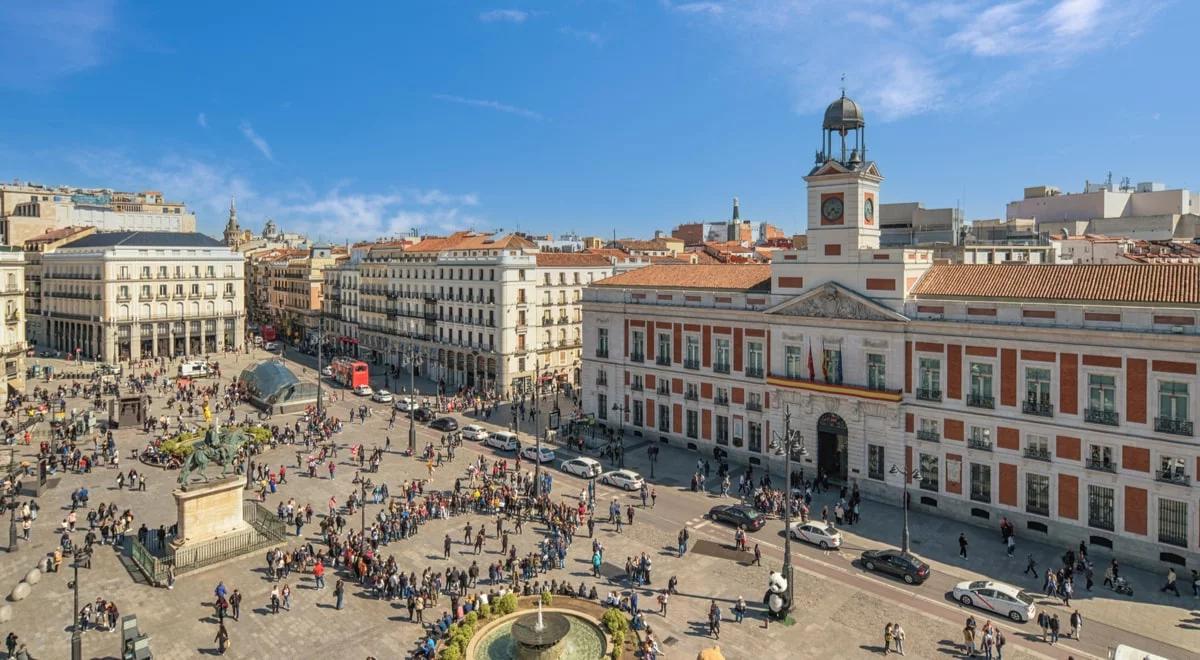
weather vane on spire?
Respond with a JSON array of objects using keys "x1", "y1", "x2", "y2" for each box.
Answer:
[{"x1": 840, "y1": 73, "x2": 846, "y2": 97}]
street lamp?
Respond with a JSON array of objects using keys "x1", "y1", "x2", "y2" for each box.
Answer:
[
  {"x1": 7, "y1": 501, "x2": 18, "y2": 553},
  {"x1": 69, "y1": 550, "x2": 88, "y2": 660},
  {"x1": 359, "y1": 477, "x2": 367, "y2": 535},
  {"x1": 400, "y1": 345, "x2": 425, "y2": 454},
  {"x1": 770, "y1": 406, "x2": 807, "y2": 617},
  {"x1": 610, "y1": 402, "x2": 626, "y2": 468},
  {"x1": 532, "y1": 361, "x2": 545, "y2": 498},
  {"x1": 889, "y1": 463, "x2": 921, "y2": 554}
]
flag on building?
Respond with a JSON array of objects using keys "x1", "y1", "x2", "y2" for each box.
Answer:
[{"x1": 807, "y1": 346, "x2": 815, "y2": 380}]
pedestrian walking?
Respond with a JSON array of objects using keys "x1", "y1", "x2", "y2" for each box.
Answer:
[
  {"x1": 229, "y1": 589, "x2": 242, "y2": 621},
  {"x1": 1162, "y1": 567, "x2": 1181, "y2": 596},
  {"x1": 1048, "y1": 614, "x2": 1060, "y2": 644},
  {"x1": 752, "y1": 543, "x2": 762, "y2": 566},
  {"x1": 658, "y1": 590, "x2": 668, "y2": 615},
  {"x1": 1069, "y1": 610, "x2": 1082, "y2": 640},
  {"x1": 1005, "y1": 535, "x2": 1014, "y2": 558},
  {"x1": 958, "y1": 532, "x2": 969, "y2": 559},
  {"x1": 894, "y1": 623, "x2": 906, "y2": 655},
  {"x1": 1024, "y1": 554, "x2": 1038, "y2": 579},
  {"x1": 334, "y1": 579, "x2": 345, "y2": 610},
  {"x1": 884, "y1": 623, "x2": 894, "y2": 655},
  {"x1": 734, "y1": 596, "x2": 746, "y2": 623}
]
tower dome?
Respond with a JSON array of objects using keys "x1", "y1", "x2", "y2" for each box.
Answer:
[{"x1": 822, "y1": 93, "x2": 864, "y2": 134}]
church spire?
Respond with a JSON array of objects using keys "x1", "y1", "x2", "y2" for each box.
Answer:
[{"x1": 223, "y1": 195, "x2": 241, "y2": 247}]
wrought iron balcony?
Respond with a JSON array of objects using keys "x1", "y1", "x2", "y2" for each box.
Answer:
[
  {"x1": 967, "y1": 437, "x2": 993, "y2": 452},
  {"x1": 746, "y1": 401, "x2": 763, "y2": 412},
  {"x1": 630, "y1": 382, "x2": 643, "y2": 392},
  {"x1": 630, "y1": 352, "x2": 644, "y2": 363},
  {"x1": 683, "y1": 359, "x2": 700, "y2": 370},
  {"x1": 1155, "y1": 416, "x2": 1194, "y2": 437},
  {"x1": 686, "y1": 391, "x2": 700, "y2": 402},
  {"x1": 595, "y1": 376, "x2": 608, "y2": 387},
  {"x1": 713, "y1": 395, "x2": 728, "y2": 406},
  {"x1": 1085, "y1": 458, "x2": 1116, "y2": 473},
  {"x1": 916, "y1": 429, "x2": 940, "y2": 442},
  {"x1": 656, "y1": 355, "x2": 672, "y2": 366},
  {"x1": 656, "y1": 385, "x2": 671, "y2": 396},
  {"x1": 916, "y1": 387, "x2": 942, "y2": 402},
  {"x1": 595, "y1": 349, "x2": 609, "y2": 359},
  {"x1": 713, "y1": 362, "x2": 731, "y2": 374},
  {"x1": 967, "y1": 393, "x2": 995, "y2": 409},
  {"x1": 1023, "y1": 447, "x2": 1051, "y2": 462},
  {"x1": 1085, "y1": 408, "x2": 1120, "y2": 426},
  {"x1": 1022, "y1": 399, "x2": 1054, "y2": 417},
  {"x1": 745, "y1": 367, "x2": 764, "y2": 379},
  {"x1": 1156, "y1": 470, "x2": 1191, "y2": 486}
]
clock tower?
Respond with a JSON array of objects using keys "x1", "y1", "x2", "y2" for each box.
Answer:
[{"x1": 804, "y1": 92, "x2": 881, "y2": 260}]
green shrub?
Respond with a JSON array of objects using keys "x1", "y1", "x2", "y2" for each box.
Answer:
[
  {"x1": 610, "y1": 628, "x2": 625, "y2": 657},
  {"x1": 495, "y1": 592, "x2": 518, "y2": 616},
  {"x1": 477, "y1": 602, "x2": 491, "y2": 619},
  {"x1": 602, "y1": 607, "x2": 628, "y2": 635},
  {"x1": 464, "y1": 611, "x2": 478, "y2": 626},
  {"x1": 440, "y1": 646, "x2": 462, "y2": 660},
  {"x1": 540, "y1": 591, "x2": 553, "y2": 606}
]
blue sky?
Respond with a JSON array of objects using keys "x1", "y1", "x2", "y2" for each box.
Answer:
[{"x1": 0, "y1": 0, "x2": 1193, "y2": 241}]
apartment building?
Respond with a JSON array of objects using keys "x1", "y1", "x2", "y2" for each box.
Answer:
[
  {"x1": 582, "y1": 95, "x2": 1200, "y2": 571},
  {"x1": 0, "y1": 247, "x2": 27, "y2": 397},
  {"x1": 37, "y1": 231, "x2": 245, "y2": 360},
  {"x1": 265, "y1": 246, "x2": 345, "y2": 343},
  {"x1": 22, "y1": 226, "x2": 97, "y2": 348},
  {"x1": 0, "y1": 183, "x2": 195, "y2": 246}
]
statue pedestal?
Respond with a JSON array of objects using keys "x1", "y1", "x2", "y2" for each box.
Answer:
[{"x1": 172, "y1": 477, "x2": 247, "y2": 548}]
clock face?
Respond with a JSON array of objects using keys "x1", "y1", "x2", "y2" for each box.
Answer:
[
  {"x1": 864, "y1": 198, "x2": 875, "y2": 222},
  {"x1": 821, "y1": 197, "x2": 844, "y2": 221}
]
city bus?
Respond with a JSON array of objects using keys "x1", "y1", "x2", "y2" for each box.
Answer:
[{"x1": 329, "y1": 358, "x2": 370, "y2": 389}]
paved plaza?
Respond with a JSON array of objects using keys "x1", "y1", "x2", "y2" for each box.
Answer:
[{"x1": 1, "y1": 348, "x2": 1197, "y2": 659}]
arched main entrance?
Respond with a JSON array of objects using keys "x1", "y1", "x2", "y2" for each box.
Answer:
[{"x1": 817, "y1": 412, "x2": 848, "y2": 482}]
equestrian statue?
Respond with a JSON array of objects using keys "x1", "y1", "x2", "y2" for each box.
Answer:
[{"x1": 177, "y1": 425, "x2": 248, "y2": 489}]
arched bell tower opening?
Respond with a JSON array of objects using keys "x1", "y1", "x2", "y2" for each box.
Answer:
[{"x1": 818, "y1": 92, "x2": 866, "y2": 168}]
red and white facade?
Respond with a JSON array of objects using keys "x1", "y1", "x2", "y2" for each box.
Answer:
[{"x1": 582, "y1": 100, "x2": 1200, "y2": 571}]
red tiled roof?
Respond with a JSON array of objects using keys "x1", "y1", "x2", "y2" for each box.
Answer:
[
  {"x1": 912, "y1": 263, "x2": 1200, "y2": 304},
  {"x1": 593, "y1": 264, "x2": 772, "y2": 291},
  {"x1": 535, "y1": 252, "x2": 611, "y2": 267}
]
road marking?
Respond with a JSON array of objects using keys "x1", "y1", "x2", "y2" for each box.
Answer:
[{"x1": 691, "y1": 521, "x2": 711, "y2": 531}]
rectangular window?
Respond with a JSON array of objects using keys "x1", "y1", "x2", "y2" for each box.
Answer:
[
  {"x1": 917, "y1": 418, "x2": 940, "y2": 442},
  {"x1": 1158, "y1": 498, "x2": 1188, "y2": 547},
  {"x1": 657, "y1": 333, "x2": 671, "y2": 365},
  {"x1": 1024, "y1": 366, "x2": 1052, "y2": 414},
  {"x1": 918, "y1": 358, "x2": 941, "y2": 400},
  {"x1": 684, "y1": 336, "x2": 700, "y2": 368},
  {"x1": 1158, "y1": 381, "x2": 1190, "y2": 434},
  {"x1": 632, "y1": 400, "x2": 644, "y2": 427},
  {"x1": 686, "y1": 410, "x2": 698, "y2": 439},
  {"x1": 1025, "y1": 434, "x2": 1050, "y2": 460},
  {"x1": 746, "y1": 341, "x2": 763, "y2": 377},
  {"x1": 715, "y1": 415, "x2": 729, "y2": 445},
  {"x1": 822, "y1": 349, "x2": 842, "y2": 384},
  {"x1": 597, "y1": 328, "x2": 609, "y2": 358},
  {"x1": 785, "y1": 345, "x2": 805, "y2": 379},
  {"x1": 714, "y1": 338, "x2": 731, "y2": 373},
  {"x1": 1025, "y1": 473, "x2": 1050, "y2": 516},
  {"x1": 918, "y1": 453, "x2": 939, "y2": 492},
  {"x1": 748, "y1": 422, "x2": 762, "y2": 453},
  {"x1": 1087, "y1": 485, "x2": 1114, "y2": 531},
  {"x1": 1159, "y1": 456, "x2": 1188, "y2": 484},
  {"x1": 1088, "y1": 444, "x2": 1115, "y2": 471},
  {"x1": 968, "y1": 363, "x2": 994, "y2": 408},
  {"x1": 970, "y1": 463, "x2": 991, "y2": 503},
  {"x1": 658, "y1": 404, "x2": 670, "y2": 432},
  {"x1": 1088, "y1": 373, "x2": 1116, "y2": 412},
  {"x1": 630, "y1": 330, "x2": 645, "y2": 361},
  {"x1": 867, "y1": 445, "x2": 885, "y2": 480},
  {"x1": 597, "y1": 393, "x2": 607, "y2": 420},
  {"x1": 968, "y1": 426, "x2": 992, "y2": 451},
  {"x1": 867, "y1": 353, "x2": 886, "y2": 390}
]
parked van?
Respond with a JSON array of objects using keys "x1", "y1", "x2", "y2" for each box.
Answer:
[
  {"x1": 485, "y1": 431, "x2": 520, "y2": 452},
  {"x1": 178, "y1": 361, "x2": 213, "y2": 378}
]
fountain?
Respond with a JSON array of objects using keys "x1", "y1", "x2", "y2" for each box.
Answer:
[{"x1": 472, "y1": 600, "x2": 606, "y2": 660}]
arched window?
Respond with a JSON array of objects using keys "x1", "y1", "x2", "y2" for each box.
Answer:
[{"x1": 119, "y1": 304, "x2": 129, "y2": 320}]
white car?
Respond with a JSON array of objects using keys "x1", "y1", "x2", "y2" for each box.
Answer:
[
  {"x1": 484, "y1": 432, "x2": 520, "y2": 451},
  {"x1": 393, "y1": 397, "x2": 416, "y2": 412},
  {"x1": 520, "y1": 446, "x2": 556, "y2": 464},
  {"x1": 321, "y1": 366, "x2": 333, "y2": 377},
  {"x1": 263, "y1": 341, "x2": 279, "y2": 351},
  {"x1": 371, "y1": 389, "x2": 394, "y2": 403},
  {"x1": 560, "y1": 457, "x2": 603, "y2": 479},
  {"x1": 353, "y1": 385, "x2": 373, "y2": 396},
  {"x1": 599, "y1": 469, "x2": 644, "y2": 491},
  {"x1": 789, "y1": 521, "x2": 843, "y2": 549},
  {"x1": 952, "y1": 580, "x2": 1037, "y2": 623},
  {"x1": 461, "y1": 424, "x2": 489, "y2": 441}
]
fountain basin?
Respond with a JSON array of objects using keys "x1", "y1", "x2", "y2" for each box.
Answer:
[{"x1": 470, "y1": 608, "x2": 607, "y2": 660}]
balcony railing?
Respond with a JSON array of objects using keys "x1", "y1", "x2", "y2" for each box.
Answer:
[
  {"x1": 1155, "y1": 416, "x2": 1194, "y2": 437},
  {"x1": 683, "y1": 359, "x2": 700, "y2": 370},
  {"x1": 745, "y1": 367, "x2": 764, "y2": 379},
  {"x1": 656, "y1": 355, "x2": 672, "y2": 366},
  {"x1": 595, "y1": 349, "x2": 608, "y2": 359},
  {"x1": 685, "y1": 391, "x2": 700, "y2": 402},
  {"x1": 916, "y1": 429, "x2": 940, "y2": 442},
  {"x1": 967, "y1": 437, "x2": 993, "y2": 452},
  {"x1": 1085, "y1": 459, "x2": 1116, "y2": 473},
  {"x1": 630, "y1": 383, "x2": 643, "y2": 392},
  {"x1": 967, "y1": 393, "x2": 995, "y2": 409},
  {"x1": 656, "y1": 385, "x2": 671, "y2": 396},
  {"x1": 1156, "y1": 470, "x2": 1191, "y2": 486},
  {"x1": 1085, "y1": 408, "x2": 1120, "y2": 426},
  {"x1": 746, "y1": 401, "x2": 763, "y2": 412},
  {"x1": 1022, "y1": 399, "x2": 1054, "y2": 417},
  {"x1": 630, "y1": 352, "x2": 644, "y2": 363},
  {"x1": 713, "y1": 362, "x2": 730, "y2": 374},
  {"x1": 916, "y1": 387, "x2": 942, "y2": 402},
  {"x1": 1023, "y1": 447, "x2": 1051, "y2": 462},
  {"x1": 595, "y1": 377, "x2": 608, "y2": 387},
  {"x1": 713, "y1": 395, "x2": 728, "y2": 406}
]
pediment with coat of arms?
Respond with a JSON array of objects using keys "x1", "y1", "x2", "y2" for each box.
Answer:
[{"x1": 765, "y1": 282, "x2": 908, "y2": 322}]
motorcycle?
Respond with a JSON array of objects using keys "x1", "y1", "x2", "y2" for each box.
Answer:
[{"x1": 1112, "y1": 576, "x2": 1134, "y2": 596}]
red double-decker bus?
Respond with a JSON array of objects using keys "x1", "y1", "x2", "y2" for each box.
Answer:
[{"x1": 329, "y1": 357, "x2": 369, "y2": 389}]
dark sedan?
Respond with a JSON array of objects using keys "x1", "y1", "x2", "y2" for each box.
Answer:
[
  {"x1": 859, "y1": 548, "x2": 931, "y2": 585},
  {"x1": 412, "y1": 408, "x2": 435, "y2": 423},
  {"x1": 430, "y1": 416, "x2": 459, "y2": 432},
  {"x1": 706, "y1": 504, "x2": 766, "y2": 532}
]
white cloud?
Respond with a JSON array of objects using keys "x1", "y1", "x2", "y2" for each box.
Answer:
[
  {"x1": 669, "y1": 0, "x2": 1161, "y2": 120},
  {"x1": 559, "y1": 27, "x2": 604, "y2": 46},
  {"x1": 197, "y1": 112, "x2": 208, "y2": 128},
  {"x1": 0, "y1": 0, "x2": 117, "y2": 89},
  {"x1": 66, "y1": 150, "x2": 484, "y2": 241},
  {"x1": 479, "y1": 9, "x2": 529, "y2": 24},
  {"x1": 238, "y1": 121, "x2": 274, "y2": 161},
  {"x1": 432, "y1": 93, "x2": 544, "y2": 120}
]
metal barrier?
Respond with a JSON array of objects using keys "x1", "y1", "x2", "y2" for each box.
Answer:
[{"x1": 126, "y1": 501, "x2": 285, "y2": 585}]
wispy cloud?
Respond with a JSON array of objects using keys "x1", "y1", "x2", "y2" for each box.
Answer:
[
  {"x1": 238, "y1": 120, "x2": 274, "y2": 161},
  {"x1": 432, "y1": 93, "x2": 544, "y2": 120},
  {"x1": 0, "y1": 0, "x2": 117, "y2": 89},
  {"x1": 66, "y1": 149, "x2": 484, "y2": 241},
  {"x1": 197, "y1": 112, "x2": 208, "y2": 129},
  {"x1": 479, "y1": 9, "x2": 529, "y2": 24},
  {"x1": 559, "y1": 26, "x2": 604, "y2": 46},
  {"x1": 669, "y1": 0, "x2": 1162, "y2": 121}
]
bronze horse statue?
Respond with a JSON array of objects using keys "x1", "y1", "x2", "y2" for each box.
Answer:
[{"x1": 177, "y1": 426, "x2": 248, "y2": 488}]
